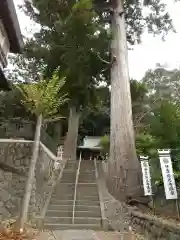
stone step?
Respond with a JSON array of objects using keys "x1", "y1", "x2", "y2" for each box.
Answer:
[
  {"x1": 76, "y1": 194, "x2": 99, "y2": 199},
  {"x1": 79, "y1": 176, "x2": 96, "y2": 179},
  {"x1": 53, "y1": 188, "x2": 98, "y2": 195},
  {"x1": 44, "y1": 217, "x2": 72, "y2": 224},
  {"x1": 74, "y1": 205, "x2": 101, "y2": 212},
  {"x1": 55, "y1": 183, "x2": 75, "y2": 187},
  {"x1": 60, "y1": 175, "x2": 77, "y2": 178},
  {"x1": 51, "y1": 192, "x2": 74, "y2": 201},
  {"x1": 75, "y1": 211, "x2": 101, "y2": 218},
  {"x1": 76, "y1": 196, "x2": 99, "y2": 201},
  {"x1": 64, "y1": 160, "x2": 77, "y2": 165},
  {"x1": 46, "y1": 210, "x2": 72, "y2": 217},
  {"x1": 77, "y1": 183, "x2": 98, "y2": 186},
  {"x1": 76, "y1": 187, "x2": 98, "y2": 191},
  {"x1": 44, "y1": 217, "x2": 101, "y2": 225},
  {"x1": 53, "y1": 185, "x2": 75, "y2": 192},
  {"x1": 48, "y1": 205, "x2": 73, "y2": 211},
  {"x1": 51, "y1": 194, "x2": 99, "y2": 201},
  {"x1": 63, "y1": 167, "x2": 77, "y2": 171},
  {"x1": 43, "y1": 223, "x2": 101, "y2": 230},
  {"x1": 78, "y1": 177, "x2": 96, "y2": 179},
  {"x1": 61, "y1": 175, "x2": 76, "y2": 179},
  {"x1": 63, "y1": 166, "x2": 77, "y2": 171},
  {"x1": 76, "y1": 186, "x2": 98, "y2": 190},
  {"x1": 61, "y1": 174, "x2": 95, "y2": 178},
  {"x1": 78, "y1": 170, "x2": 95, "y2": 173},
  {"x1": 46, "y1": 210, "x2": 101, "y2": 218},
  {"x1": 78, "y1": 174, "x2": 96, "y2": 177},
  {"x1": 61, "y1": 180, "x2": 76, "y2": 183},
  {"x1": 76, "y1": 197, "x2": 99, "y2": 202},
  {"x1": 77, "y1": 191, "x2": 98, "y2": 194},
  {"x1": 48, "y1": 205, "x2": 101, "y2": 212},
  {"x1": 64, "y1": 164, "x2": 77, "y2": 168},
  {"x1": 77, "y1": 194, "x2": 99, "y2": 200},
  {"x1": 52, "y1": 189, "x2": 75, "y2": 194},
  {"x1": 50, "y1": 199, "x2": 100, "y2": 206},
  {"x1": 61, "y1": 171, "x2": 77, "y2": 175},
  {"x1": 78, "y1": 179, "x2": 96, "y2": 182},
  {"x1": 79, "y1": 172, "x2": 95, "y2": 175},
  {"x1": 78, "y1": 181, "x2": 96, "y2": 184},
  {"x1": 79, "y1": 165, "x2": 95, "y2": 168},
  {"x1": 53, "y1": 185, "x2": 75, "y2": 190},
  {"x1": 76, "y1": 191, "x2": 99, "y2": 196}
]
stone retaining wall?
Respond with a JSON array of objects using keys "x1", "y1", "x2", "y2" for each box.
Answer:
[
  {"x1": 0, "y1": 141, "x2": 55, "y2": 221},
  {"x1": 130, "y1": 210, "x2": 180, "y2": 239}
]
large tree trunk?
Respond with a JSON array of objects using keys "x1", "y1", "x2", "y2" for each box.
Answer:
[
  {"x1": 63, "y1": 106, "x2": 80, "y2": 161},
  {"x1": 17, "y1": 114, "x2": 42, "y2": 230},
  {"x1": 107, "y1": 0, "x2": 145, "y2": 202}
]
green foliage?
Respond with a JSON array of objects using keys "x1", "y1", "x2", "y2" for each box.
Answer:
[
  {"x1": 150, "y1": 101, "x2": 180, "y2": 148},
  {"x1": 80, "y1": 80, "x2": 149, "y2": 137},
  {"x1": 135, "y1": 133, "x2": 158, "y2": 156},
  {"x1": 0, "y1": 86, "x2": 31, "y2": 120},
  {"x1": 93, "y1": 0, "x2": 174, "y2": 43},
  {"x1": 17, "y1": 73, "x2": 68, "y2": 117},
  {"x1": 9, "y1": 0, "x2": 174, "y2": 109},
  {"x1": 136, "y1": 68, "x2": 180, "y2": 185},
  {"x1": 99, "y1": 135, "x2": 110, "y2": 157},
  {"x1": 18, "y1": 0, "x2": 110, "y2": 109},
  {"x1": 6, "y1": 52, "x2": 45, "y2": 83},
  {"x1": 130, "y1": 80, "x2": 149, "y2": 131},
  {"x1": 79, "y1": 86, "x2": 110, "y2": 136}
]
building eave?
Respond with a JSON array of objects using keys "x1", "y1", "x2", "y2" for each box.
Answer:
[
  {"x1": 0, "y1": 0, "x2": 24, "y2": 53},
  {"x1": 78, "y1": 146, "x2": 102, "y2": 151}
]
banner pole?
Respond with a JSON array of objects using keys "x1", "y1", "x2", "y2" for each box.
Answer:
[
  {"x1": 176, "y1": 199, "x2": 180, "y2": 219},
  {"x1": 152, "y1": 195, "x2": 156, "y2": 215}
]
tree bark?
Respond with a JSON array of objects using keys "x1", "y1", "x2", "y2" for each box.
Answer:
[
  {"x1": 17, "y1": 114, "x2": 42, "y2": 230},
  {"x1": 107, "y1": 0, "x2": 145, "y2": 202},
  {"x1": 63, "y1": 106, "x2": 80, "y2": 161}
]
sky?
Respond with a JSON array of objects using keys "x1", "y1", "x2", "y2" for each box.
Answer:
[{"x1": 13, "y1": 0, "x2": 180, "y2": 80}]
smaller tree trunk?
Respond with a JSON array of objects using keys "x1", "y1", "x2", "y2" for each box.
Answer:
[
  {"x1": 17, "y1": 114, "x2": 42, "y2": 230},
  {"x1": 63, "y1": 106, "x2": 80, "y2": 160}
]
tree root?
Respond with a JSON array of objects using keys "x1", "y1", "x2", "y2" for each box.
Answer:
[{"x1": 126, "y1": 197, "x2": 153, "y2": 210}]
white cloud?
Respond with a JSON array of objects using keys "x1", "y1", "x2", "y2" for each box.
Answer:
[{"x1": 13, "y1": 0, "x2": 180, "y2": 80}]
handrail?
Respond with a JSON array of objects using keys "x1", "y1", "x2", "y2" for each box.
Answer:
[
  {"x1": 94, "y1": 158, "x2": 107, "y2": 229},
  {"x1": 72, "y1": 152, "x2": 82, "y2": 224},
  {"x1": 93, "y1": 157, "x2": 98, "y2": 179},
  {"x1": 39, "y1": 157, "x2": 68, "y2": 222}
]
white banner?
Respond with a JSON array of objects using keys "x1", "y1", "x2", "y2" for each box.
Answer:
[
  {"x1": 140, "y1": 156, "x2": 152, "y2": 196},
  {"x1": 57, "y1": 145, "x2": 64, "y2": 161},
  {"x1": 54, "y1": 161, "x2": 60, "y2": 170},
  {"x1": 158, "y1": 149, "x2": 177, "y2": 200}
]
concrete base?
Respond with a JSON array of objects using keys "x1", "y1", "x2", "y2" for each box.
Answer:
[{"x1": 37, "y1": 230, "x2": 135, "y2": 240}]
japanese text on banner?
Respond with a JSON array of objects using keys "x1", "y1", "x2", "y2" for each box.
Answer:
[
  {"x1": 159, "y1": 155, "x2": 177, "y2": 200},
  {"x1": 140, "y1": 160, "x2": 152, "y2": 196}
]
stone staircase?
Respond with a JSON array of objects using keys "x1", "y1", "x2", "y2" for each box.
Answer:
[{"x1": 44, "y1": 160, "x2": 102, "y2": 230}]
